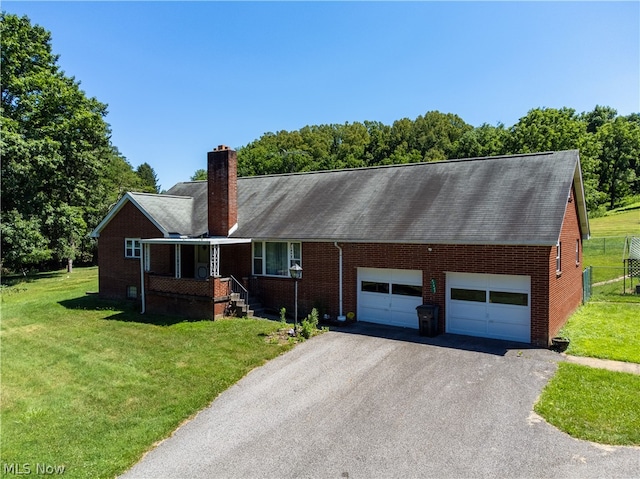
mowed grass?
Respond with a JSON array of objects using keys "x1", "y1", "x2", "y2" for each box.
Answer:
[
  {"x1": 589, "y1": 207, "x2": 640, "y2": 237},
  {"x1": 1, "y1": 268, "x2": 294, "y2": 478},
  {"x1": 591, "y1": 279, "x2": 640, "y2": 303},
  {"x1": 583, "y1": 207, "x2": 639, "y2": 284},
  {"x1": 559, "y1": 302, "x2": 640, "y2": 363},
  {"x1": 536, "y1": 209, "x2": 640, "y2": 446},
  {"x1": 534, "y1": 363, "x2": 640, "y2": 446}
]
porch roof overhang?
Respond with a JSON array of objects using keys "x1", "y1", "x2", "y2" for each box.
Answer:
[{"x1": 140, "y1": 237, "x2": 252, "y2": 246}]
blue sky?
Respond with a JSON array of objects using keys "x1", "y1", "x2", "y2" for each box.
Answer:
[{"x1": 4, "y1": 1, "x2": 639, "y2": 189}]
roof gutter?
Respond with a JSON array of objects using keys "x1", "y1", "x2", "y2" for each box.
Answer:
[{"x1": 334, "y1": 242, "x2": 346, "y2": 321}]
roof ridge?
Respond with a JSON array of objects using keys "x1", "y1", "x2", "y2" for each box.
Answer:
[
  {"x1": 130, "y1": 191, "x2": 194, "y2": 200},
  {"x1": 238, "y1": 150, "x2": 569, "y2": 180}
]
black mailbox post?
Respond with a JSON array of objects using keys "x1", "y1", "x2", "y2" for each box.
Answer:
[{"x1": 416, "y1": 304, "x2": 440, "y2": 337}]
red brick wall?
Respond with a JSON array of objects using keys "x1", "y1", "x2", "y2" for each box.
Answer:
[
  {"x1": 145, "y1": 276, "x2": 229, "y2": 319},
  {"x1": 251, "y1": 241, "x2": 553, "y2": 344},
  {"x1": 251, "y1": 242, "x2": 340, "y2": 319},
  {"x1": 97, "y1": 201, "x2": 164, "y2": 300},
  {"x1": 220, "y1": 243, "x2": 252, "y2": 280},
  {"x1": 548, "y1": 187, "x2": 584, "y2": 339},
  {"x1": 145, "y1": 293, "x2": 211, "y2": 319},
  {"x1": 147, "y1": 275, "x2": 213, "y2": 297},
  {"x1": 148, "y1": 244, "x2": 173, "y2": 275}
]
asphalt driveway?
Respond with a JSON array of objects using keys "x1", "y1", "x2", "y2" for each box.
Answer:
[{"x1": 122, "y1": 324, "x2": 639, "y2": 479}]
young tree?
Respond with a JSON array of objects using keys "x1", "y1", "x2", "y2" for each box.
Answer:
[{"x1": 136, "y1": 162, "x2": 160, "y2": 193}]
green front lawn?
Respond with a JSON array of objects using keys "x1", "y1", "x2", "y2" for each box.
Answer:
[
  {"x1": 534, "y1": 363, "x2": 640, "y2": 446},
  {"x1": 1, "y1": 268, "x2": 294, "y2": 478}
]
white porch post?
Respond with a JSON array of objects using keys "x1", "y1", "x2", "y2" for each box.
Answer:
[
  {"x1": 175, "y1": 244, "x2": 181, "y2": 279},
  {"x1": 210, "y1": 243, "x2": 220, "y2": 278},
  {"x1": 144, "y1": 243, "x2": 150, "y2": 272}
]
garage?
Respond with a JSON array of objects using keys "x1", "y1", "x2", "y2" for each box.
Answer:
[
  {"x1": 446, "y1": 272, "x2": 531, "y2": 343},
  {"x1": 357, "y1": 268, "x2": 423, "y2": 329}
]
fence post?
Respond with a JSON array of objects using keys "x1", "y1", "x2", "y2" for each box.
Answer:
[{"x1": 582, "y1": 266, "x2": 592, "y2": 304}]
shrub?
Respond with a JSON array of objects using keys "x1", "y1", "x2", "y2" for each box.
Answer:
[{"x1": 300, "y1": 308, "x2": 319, "y2": 339}]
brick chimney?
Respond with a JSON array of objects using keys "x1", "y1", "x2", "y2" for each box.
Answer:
[{"x1": 207, "y1": 145, "x2": 238, "y2": 237}]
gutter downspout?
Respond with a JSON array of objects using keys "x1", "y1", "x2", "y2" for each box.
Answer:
[
  {"x1": 140, "y1": 246, "x2": 146, "y2": 314},
  {"x1": 334, "y1": 242, "x2": 346, "y2": 321}
]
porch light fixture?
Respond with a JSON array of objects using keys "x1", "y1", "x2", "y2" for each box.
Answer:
[{"x1": 289, "y1": 263, "x2": 302, "y2": 332}]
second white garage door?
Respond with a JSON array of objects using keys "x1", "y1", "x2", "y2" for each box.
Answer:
[
  {"x1": 357, "y1": 268, "x2": 423, "y2": 329},
  {"x1": 446, "y1": 272, "x2": 531, "y2": 343}
]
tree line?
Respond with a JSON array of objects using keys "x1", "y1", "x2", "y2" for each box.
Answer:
[
  {"x1": 2, "y1": 13, "x2": 639, "y2": 274},
  {"x1": 229, "y1": 108, "x2": 640, "y2": 213}
]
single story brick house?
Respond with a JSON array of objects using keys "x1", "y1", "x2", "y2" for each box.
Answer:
[{"x1": 91, "y1": 146, "x2": 589, "y2": 346}]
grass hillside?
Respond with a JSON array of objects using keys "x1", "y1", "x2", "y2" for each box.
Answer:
[
  {"x1": 583, "y1": 206, "x2": 640, "y2": 285},
  {"x1": 588, "y1": 204, "x2": 640, "y2": 238}
]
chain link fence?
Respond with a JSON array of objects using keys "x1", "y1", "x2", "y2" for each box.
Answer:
[
  {"x1": 583, "y1": 236, "x2": 640, "y2": 302},
  {"x1": 584, "y1": 266, "x2": 639, "y2": 301}
]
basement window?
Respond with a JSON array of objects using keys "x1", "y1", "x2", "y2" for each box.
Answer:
[
  {"x1": 125, "y1": 238, "x2": 141, "y2": 258},
  {"x1": 252, "y1": 241, "x2": 302, "y2": 277},
  {"x1": 126, "y1": 286, "x2": 138, "y2": 299}
]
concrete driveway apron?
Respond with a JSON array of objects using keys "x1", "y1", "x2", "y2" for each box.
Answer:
[{"x1": 121, "y1": 325, "x2": 640, "y2": 479}]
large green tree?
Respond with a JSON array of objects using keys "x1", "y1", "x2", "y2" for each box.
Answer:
[
  {"x1": 455, "y1": 123, "x2": 509, "y2": 159},
  {"x1": 595, "y1": 117, "x2": 640, "y2": 208},
  {"x1": 508, "y1": 107, "x2": 587, "y2": 153},
  {"x1": 580, "y1": 104, "x2": 618, "y2": 134},
  {"x1": 1, "y1": 13, "x2": 125, "y2": 272}
]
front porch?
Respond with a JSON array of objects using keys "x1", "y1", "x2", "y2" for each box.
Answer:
[{"x1": 140, "y1": 237, "x2": 252, "y2": 319}]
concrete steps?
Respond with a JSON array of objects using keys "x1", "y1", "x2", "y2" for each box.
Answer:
[{"x1": 229, "y1": 293, "x2": 264, "y2": 318}]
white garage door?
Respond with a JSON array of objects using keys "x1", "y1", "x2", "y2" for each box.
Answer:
[
  {"x1": 446, "y1": 272, "x2": 531, "y2": 343},
  {"x1": 357, "y1": 268, "x2": 423, "y2": 329}
]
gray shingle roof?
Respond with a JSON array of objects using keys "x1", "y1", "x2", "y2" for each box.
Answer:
[
  {"x1": 231, "y1": 150, "x2": 583, "y2": 245},
  {"x1": 95, "y1": 150, "x2": 588, "y2": 245},
  {"x1": 128, "y1": 192, "x2": 200, "y2": 236},
  {"x1": 162, "y1": 182, "x2": 209, "y2": 236}
]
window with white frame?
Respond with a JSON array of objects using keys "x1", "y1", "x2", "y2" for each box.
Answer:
[
  {"x1": 125, "y1": 238, "x2": 141, "y2": 258},
  {"x1": 253, "y1": 242, "x2": 263, "y2": 275},
  {"x1": 289, "y1": 242, "x2": 301, "y2": 271},
  {"x1": 252, "y1": 241, "x2": 302, "y2": 277},
  {"x1": 556, "y1": 240, "x2": 562, "y2": 273}
]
